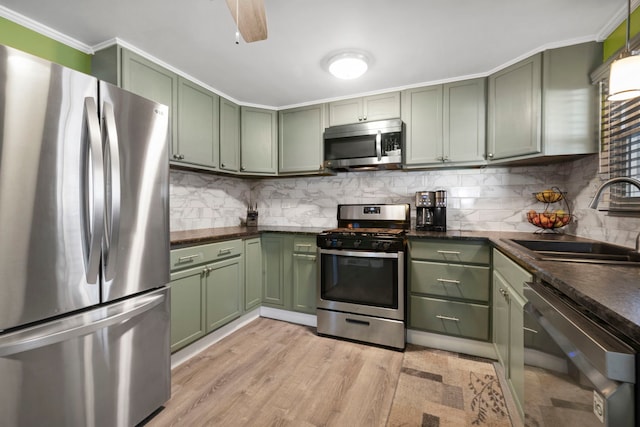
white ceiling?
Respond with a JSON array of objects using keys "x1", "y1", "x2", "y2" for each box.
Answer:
[{"x1": 0, "y1": 0, "x2": 632, "y2": 109}]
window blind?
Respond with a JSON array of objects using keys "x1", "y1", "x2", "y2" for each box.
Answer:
[{"x1": 598, "y1": 78, "x2": 640, "y2": 211}]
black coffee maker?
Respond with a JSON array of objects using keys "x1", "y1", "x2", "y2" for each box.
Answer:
[
  {"x1": 415, "y1": 190, "x2": 446, "y2": 231},
  {"x1": 433, "y1": 190, "x2": 447, "y2": 232}
]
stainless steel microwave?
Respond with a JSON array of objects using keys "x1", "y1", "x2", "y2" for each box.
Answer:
[{"x1": 323, "y1": 118, "x2": 404, "y2": 170}]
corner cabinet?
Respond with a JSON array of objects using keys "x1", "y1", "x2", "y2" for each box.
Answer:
[
  {"x1": 487, "y1": 42, "x2": 602, "y2": 162},
  {"x1": 262, "y1": 233, "x2": 317, "y2": 314},
  {"x1": 176, "y1": 77, "x2": 220, "y2": 169},
  {"x1": 408, "y1": 239, "x2": 491, "y2": 341},
  {"x1": 219, "y1": 97, "x2": 241, "y2": 172},
  {"x1": 402, "y1": 78, "x2": 486, "y2": 167},
  {"x1": 169, "y1": 239, "x2": 244, "y2": 353},
  {"x1": 492, "y1": 249, "x2": 532, "y2": 422},
  {"x1": 240, "y1": 107, "x2": 278, "y2": 174},
  {"x1": 92, "y1": 46, "x2": 178, "y2": 162},
  {"x1": 328, "y1": 92, "x2": 400, "y2": 126},
  {"x1": 278, "y1": 104, "x2": 326, "y2": 174}
]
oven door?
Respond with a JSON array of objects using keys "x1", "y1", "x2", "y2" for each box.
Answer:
[{"x1": 317, "y1": 248, "x2": 404, "y2": 321}]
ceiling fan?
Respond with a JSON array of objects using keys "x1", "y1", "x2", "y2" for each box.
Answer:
[{"x1": 224, "y1": 0, "x2": 268, "y2": 43}]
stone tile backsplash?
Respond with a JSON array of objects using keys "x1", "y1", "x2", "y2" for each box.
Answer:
[{"x1": 170, "y1": 154, "x2": 640, "y2": 249}]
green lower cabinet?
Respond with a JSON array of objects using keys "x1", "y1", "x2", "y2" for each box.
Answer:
[
  {"x1": 492, "y1": 249, "x2": 532, "y2": 422},
  {"x1": 292, "y1": 238, "x2": 317, "y2": 314},
  {"x1": 262, "y1": 234, "x2": 288, "y2": 308},
  {"x1": 410, "y1": 295, "x2": 490, "y2": 341},
  {"x1": 205, "y1": 256, "x2": 244, "y2": 333},
  {"x1": 244, "y1": 238, "x2": 263, "y2": 311},
  {"x1": 262, "y1": 234, "x2": 317, "y2": 314},
  {"x1": 170, "y1": 266, "x2": 206, "y2": 353}
]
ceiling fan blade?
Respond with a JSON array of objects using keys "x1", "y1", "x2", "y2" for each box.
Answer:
[{"x1": 225, "y1": 0, "x2": 268, "y2": 43}]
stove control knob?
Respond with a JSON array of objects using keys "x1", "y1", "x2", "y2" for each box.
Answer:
[
  {"x1": 336, "y1": 240, "x2": 343, "y2": 248},
  {"x1": 354, "y1": 239, "x2": 362, "y2": 248},
  {"x1": 381, "y1": 242, "x2": 391, "y2": 250},
  {"x1": 371, "y1": 241, "x2": 379, "y2": 249}
]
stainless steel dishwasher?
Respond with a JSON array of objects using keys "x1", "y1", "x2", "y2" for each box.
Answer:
[{"x1": 522, "y1": 281, "x2": 636, "y2": 427}]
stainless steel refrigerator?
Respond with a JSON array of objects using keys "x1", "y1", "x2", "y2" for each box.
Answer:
[{"x1": 0, "y1": 45, "x2": 171, "y2": 426}]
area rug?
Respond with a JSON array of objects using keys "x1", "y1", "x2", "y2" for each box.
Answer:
[{"x1": 387, "y1": 345, "x2": 513, "y2": 426}]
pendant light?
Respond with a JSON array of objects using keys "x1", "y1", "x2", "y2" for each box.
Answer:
[{"x1": 608, "y1": 0, "x2": 640, "y2": 101}]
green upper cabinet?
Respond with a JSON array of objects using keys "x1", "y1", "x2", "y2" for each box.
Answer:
[
  {"x1": 92, "y1": 46, "x2": 178, "y2": 160},
  {"x1": 240, "y1": 106, "x2": 278, "y2": 174},
  {"x1": 328, "y1": 92, "x2": 400, "y2": 126},
  {"x1": 402, "y1": 85, "x2": 443, "y2": 166},
  {"x1": 176, "y1": 77, "x2": 219, "y2": 169},
  {"x1": 487, "y1": 42, "x2": 602, "y2": 163},
  {"x1": 443, "y1": 79, "x2": 486, "y2": 164},
  {"x1": 278, "y1": 104, "x2": 326, "y2": 174},
  {"x1": 487, "y1": 53, "x2": 542, "y2": 161},
  {"x1": 403, "y1": 78, "x2": 485, "y2": 167},
  {"x1": 219, "y1": 96, "x2": 241, "y2": 172}
]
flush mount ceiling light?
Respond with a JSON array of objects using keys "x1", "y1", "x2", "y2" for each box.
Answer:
[
  {"x1": 328, "y1": 52, "x2": 369, "y2": 80},
  {"x1": 608, "y1": 0, "x2": 640, "y2": 101}
]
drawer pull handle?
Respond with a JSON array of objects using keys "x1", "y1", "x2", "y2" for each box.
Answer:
[
  {"x1": 177, "y1": 254, "x2": 200, "y2": 262},
  {"x1": 436, "y1": 315, "x2": 460, "y2": 322},
  {"x1": 437, "y1": 250, "x2": 461, "y2": 255},
  {"x1": 218, "y1": 248, "x2": 233, "y2": 255},
  {"x1": 346, "y1": 318, "x2": 370, "y2": 326},
  {"x1": 293, "y1": 253, "x2": 317, "y2": 261},
  {"x1": 295, "y1": 244, "x2": 313, "y2": 248},
  {"x1": 437, "y1": 278, "x2": 460, "y2": 284},
  {"x1": 523, "y1": 327, "x2": 538, "y2": 334}
]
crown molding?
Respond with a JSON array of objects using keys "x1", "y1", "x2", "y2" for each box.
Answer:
[
  {"x1": 596, "y1": 0, "x2": 640, "y2": 41},
  {"x1": 0, "y1": 6, "x2": 93, "y2": 54}
]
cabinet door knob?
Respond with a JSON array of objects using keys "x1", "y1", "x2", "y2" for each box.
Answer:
[
  {"x1": 363, "y1": 115, "x2": 367, "y2": 121},
  {"x1": 179, "y1": 154, "x2": 185, "y2": 160},
  {"x1": 241, "y1": 166, "x2": 246, "y2": 171},
  {"x1": 221, "y1": 163, "x2": 225, "y2": 168},
  {"x1": 487, "y1": 153, "x2": 494, "y2": 159}
]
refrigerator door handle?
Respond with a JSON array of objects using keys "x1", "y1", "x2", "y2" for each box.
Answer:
[
  {"x1": 82, "y1": 97, "x2": 105, "y2": 285},
  {"x1": 102, "y1": 102, "x2": 121, "y2": 281},
  {"x1": 0, "y1": 291, "x2": 166, "y2": 357}
]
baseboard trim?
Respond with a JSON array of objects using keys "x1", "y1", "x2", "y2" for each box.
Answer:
[
  {"x1": 170, "y1": 309, "x2": 260, "y2": 369},
  {"x1": 406, "y1": 329, "x2": 498, "y2": 360},
  {"x1": 259, "y1": 307, "x2": 317, "y2": 327}
]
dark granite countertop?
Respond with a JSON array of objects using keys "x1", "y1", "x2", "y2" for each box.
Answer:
[
  {"x1": 170, "y1": 226, "x2": 324, "y2": 248},
  {"x1": 172, "y1": 226, "x2": 640, "y2": 345}
]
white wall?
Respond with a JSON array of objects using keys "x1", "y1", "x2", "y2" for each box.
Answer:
[{"x1": 169, "y1": 155, "x2": 640, "y2": 249}]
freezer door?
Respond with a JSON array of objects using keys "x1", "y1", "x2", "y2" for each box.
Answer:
[
  {"x1": 99, "y1": 81, "x2": 170, "y2": 302},
  {"x1": 0, "y1": 45, "x2": 102, "y2": 330},
  {"x1": 0, "y1": 287, "x2": 170, "y2": 427}
]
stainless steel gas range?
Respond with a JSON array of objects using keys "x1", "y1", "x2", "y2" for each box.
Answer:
[{"x1": 316, "y1": 204, "x2": 410, "y2": 350}]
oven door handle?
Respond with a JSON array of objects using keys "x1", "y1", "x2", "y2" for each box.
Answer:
[{"x1": 319, "y1": 248, "x2": 400, "y2": 259}]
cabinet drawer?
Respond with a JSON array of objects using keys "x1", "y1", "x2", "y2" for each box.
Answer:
[
  {"x1": 409, "y1": 239, "x2": 489, "y2": 264},
  {"x1": 293, "y1": 236, "x2": 317, "y2": 254},
  {"x1": 410, "y1": 295, "x2": 490, "y2": 341},
  {"x1": 493, "y1": 249, "x2": 532, "y2": 297},
  {"x1": 410, "y1": 261, "x2": 490, "y2": 302},
  {"x1": 171, "y1": 239, "x2": 243, "y2": 271}
]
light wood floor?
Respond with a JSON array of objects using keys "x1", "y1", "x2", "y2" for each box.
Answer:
[{"x1": 147, "y1": 318, "x2": 404, "y2": 427}]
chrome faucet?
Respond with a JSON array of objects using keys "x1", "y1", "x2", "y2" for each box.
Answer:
[
  {"x1": 588, "y1": 177, "x2": 640, "y2": 209},
  {"x1": 588, "y1": 176, "x2": 640, "y2": 253}
]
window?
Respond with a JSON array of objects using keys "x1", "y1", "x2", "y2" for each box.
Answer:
[{"x1": 597, "y1": 75, "x2": 640, "y2": 212}]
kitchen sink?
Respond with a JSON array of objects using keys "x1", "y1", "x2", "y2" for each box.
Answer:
[{"x1": 504, "y1": 239, "x2": 640, "y2": 265}]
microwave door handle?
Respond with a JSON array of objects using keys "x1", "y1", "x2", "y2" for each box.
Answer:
[{"x1": 376, "y1": 130, "x2": 382, "y2": 161}]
